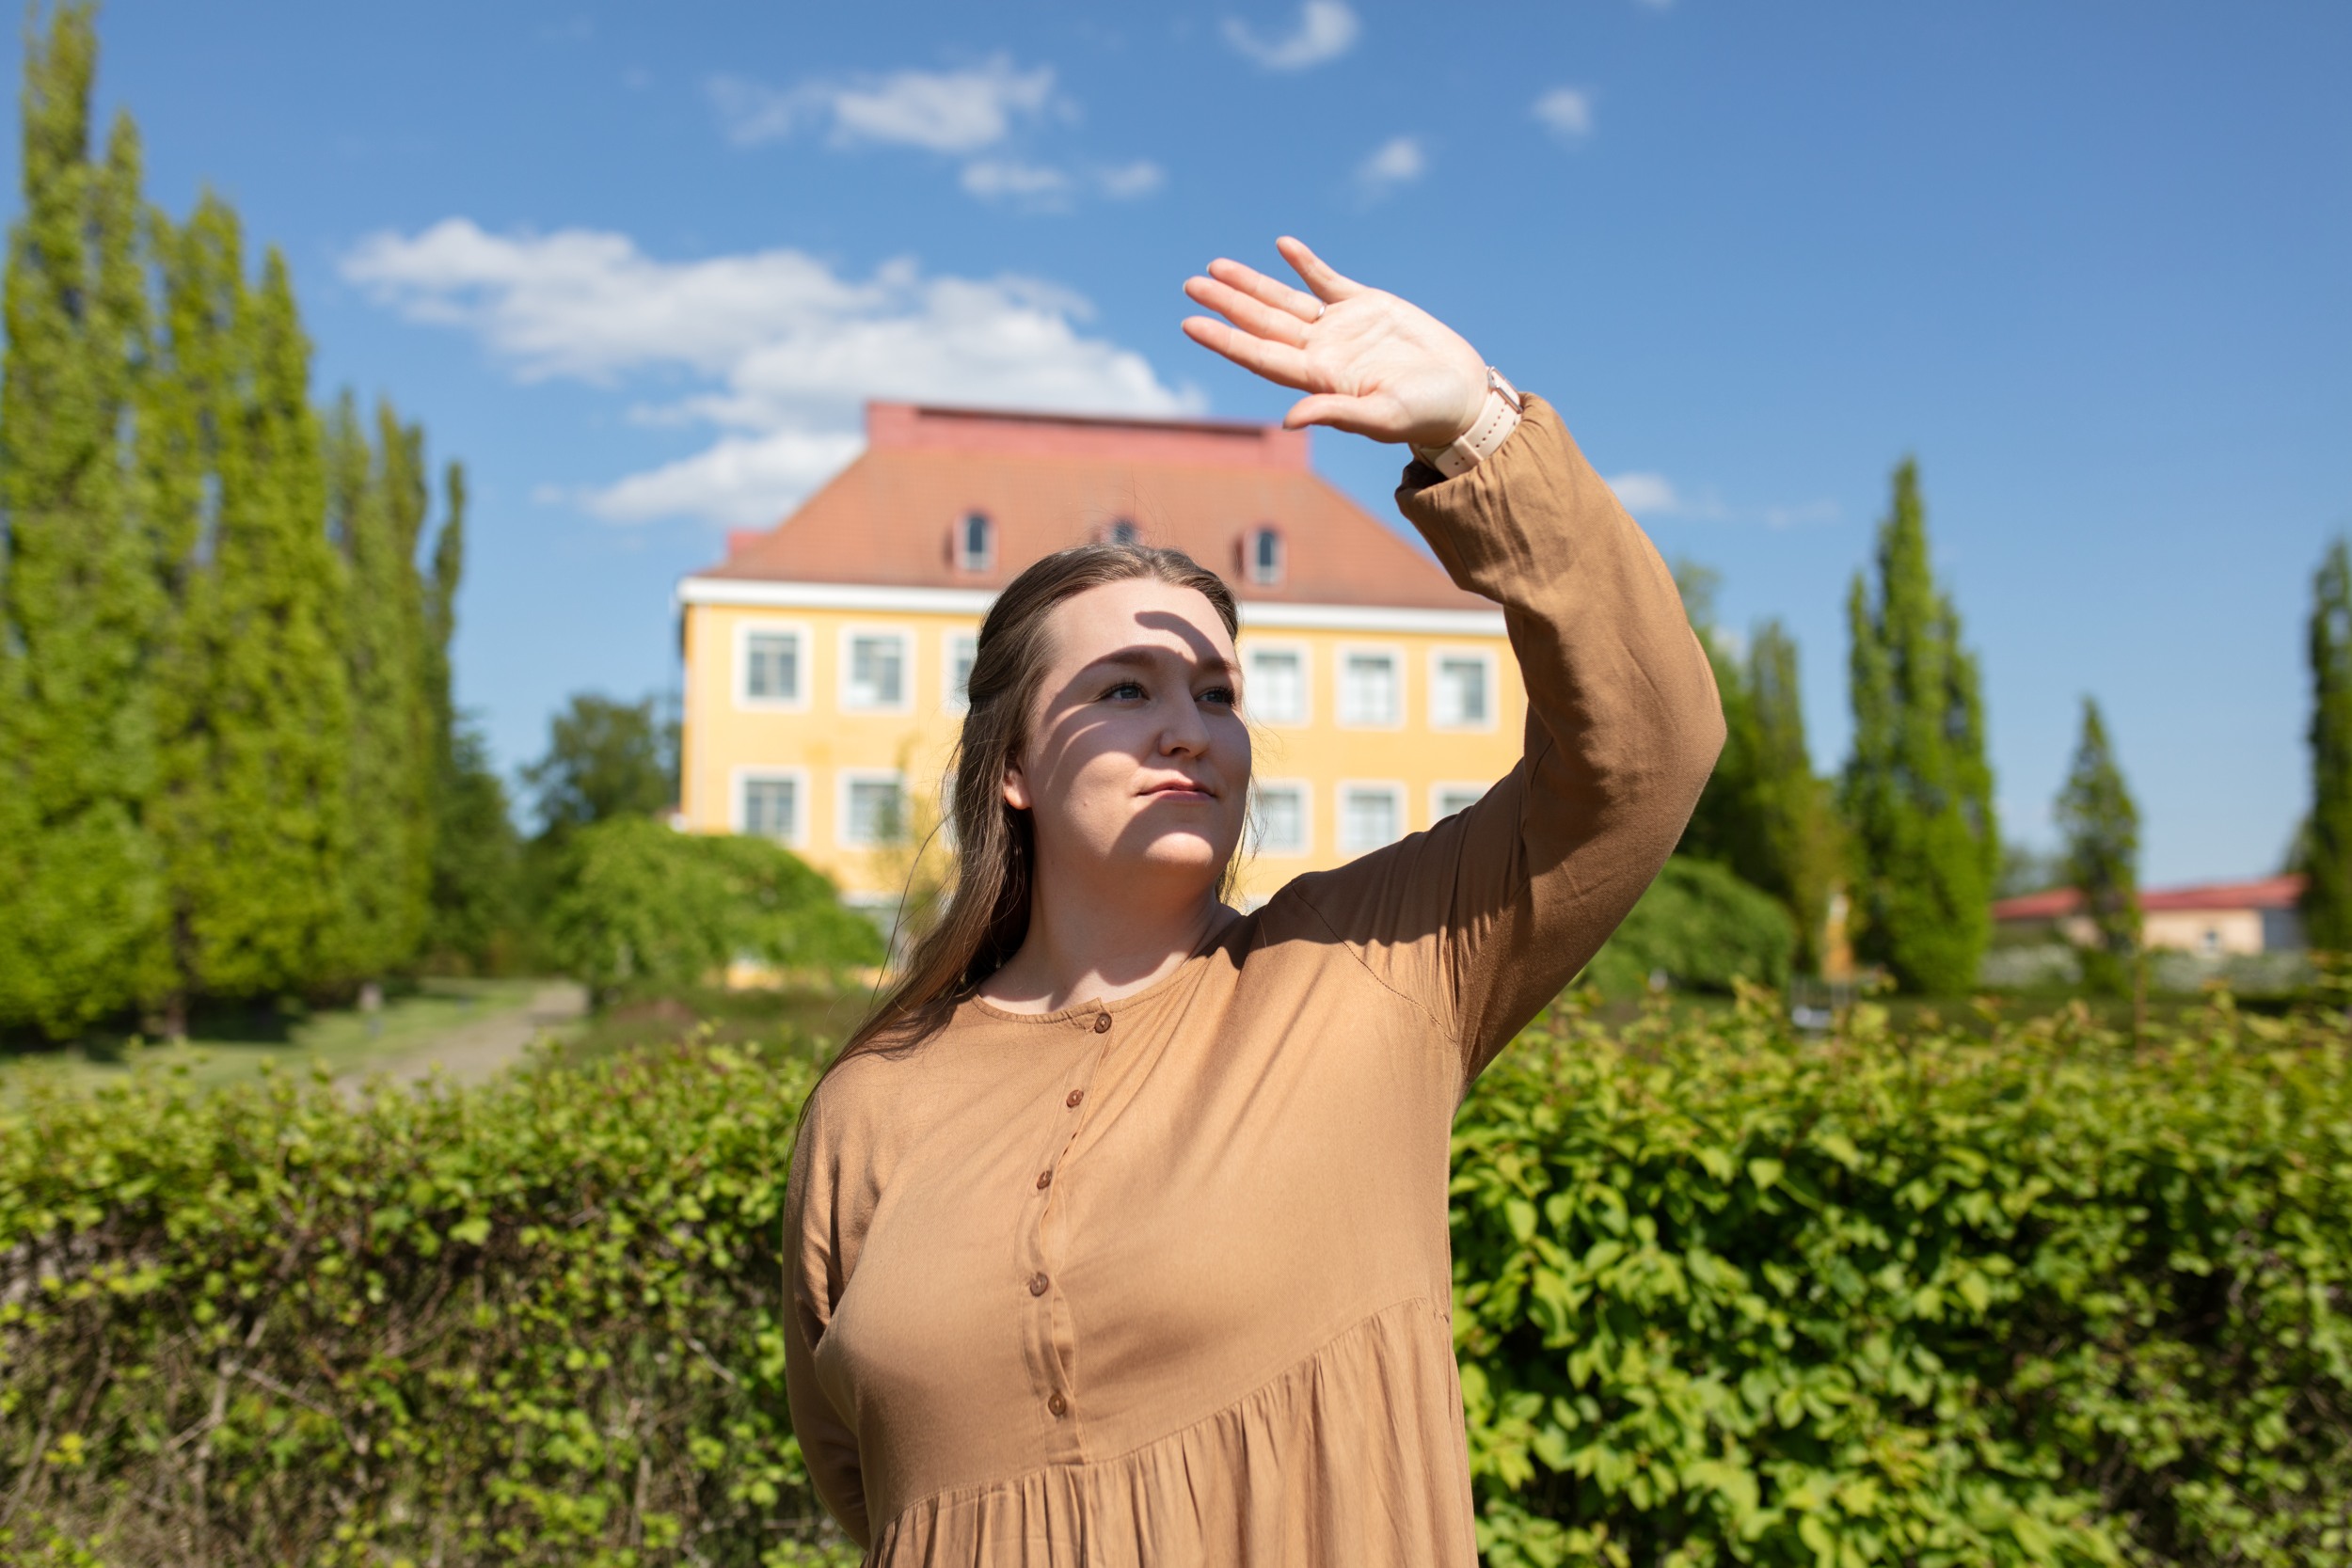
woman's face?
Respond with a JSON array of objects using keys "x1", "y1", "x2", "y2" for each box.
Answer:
[{"x1": 1004, "y1": 578, "x2": 1252, "y2": 898}]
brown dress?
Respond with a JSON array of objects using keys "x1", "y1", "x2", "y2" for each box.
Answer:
[{"x1": 785, "y1": 397, "x2": 1725, "y2": 1566}]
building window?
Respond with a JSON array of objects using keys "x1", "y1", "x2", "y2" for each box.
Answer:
[
  {"x1": 736, "y1": 624, "x2": 806, "y2": 708},
  {"x1": 1339, "y1": 784, "x2": 1405, "y2": 853},
  {"x1": 841, "y1": 772, "x2": 907, "y2": 847},
  {"x1": 1108, "y1": 518, "x2": 1139, "y2": 546},
  {"x1": 945, "y1": 631, "x2": 978, "y2": 713},
  {"x1": 739, "y1": 773, "x2": 803, "y2": 844},
  {"x1": 1432, "y1": 784, "x2": 1486, "y2": 823},
  {"x1": 1430, "y1": 650, "x2": 1493, "y2": 730},
  {"x1": 1248, "y1": 526, "x2": 1284, "y2": 586},
  {"x1": 1251, "y1": 781, "x2": 1311, "y2": 855},
  {"x1": 841, "y1": 629, "x2": 910, "y2": 711},
  {"x1": 1246, "y1": 645, "x2": 1308, "y2": 725},
  {"x1": 957, "y1": 513, "x2": 993, "y2": 573},
  {"x1": 1338, "y1": 649, "x2": 1401, "y2": 727},
  {"x1": 2201, "y1": 927, "x2": 2221, "y2": 955}
]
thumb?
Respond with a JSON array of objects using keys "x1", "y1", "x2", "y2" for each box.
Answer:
[{"x1": 1283, "y1": 391, "x2": 1388, "y2": 436}]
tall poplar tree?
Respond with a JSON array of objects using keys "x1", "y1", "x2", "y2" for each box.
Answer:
[
  {"x1": 0, "y1": 5, "x2": 169, "y2": 1037},
  {"x1": 1841, "y1": 459, "x2": 1998, "y2": 993},
  {"x1": 2303, "y1": 538, "x2": 2352, "y2": 950},
  {"x1": 2055, "y1": 696, "x2": 2140, "y2": 993},
  {"x1": 336, "y1": 396, "x2": 434, "y2": 976},
  {"x1": 161, "y1": 234, "x2": 356, "y2": 998}
]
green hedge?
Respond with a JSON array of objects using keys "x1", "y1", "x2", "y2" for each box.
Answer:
[{"x1": 4, "y1": 994, "x2": 2348, "y2": 1565}]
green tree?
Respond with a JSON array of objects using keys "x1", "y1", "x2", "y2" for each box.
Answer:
[
  {"x1": 1582, "y1": 855, "x2": 1797, "y2": 996},
  {"x1": 524, "y1": 693, "x2": 679, "y2": 841},
  {"x1": 425, "y1": 720, "x2": 524, "y2": 973},
  {"x1": 159, "y1": 233, "x2": 356, "y2": 1001},
  {"x1": 334, "y1": 395, "x2": 434, "y2": 976},
  {"x1": 2304, "y1": 539, "x2": 2352, "y2": 950},
  {"x1": 0, "y1": 5, "x2": 169, "y2": 1037},
  {"x1": 2054, "y1": 696, "x2": 2140, "y2": 994},
  {"x1": 1675, "y1": 564, "x2": 1840, "y2": 974},
  {"x1": 1841, "y1": 458, "x2": 1998, "y2": 993}
]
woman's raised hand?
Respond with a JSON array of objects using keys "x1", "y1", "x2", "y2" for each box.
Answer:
[{"x1": 1181, "y1": 237, "x2": 1490, "y2": 451}]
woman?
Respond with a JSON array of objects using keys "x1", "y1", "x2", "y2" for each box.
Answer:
[{"x1": 785, "y1": 238, "x2": 1724, "y2": 1566}]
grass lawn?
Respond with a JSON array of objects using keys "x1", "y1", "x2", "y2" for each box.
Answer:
[
  {"x1": 0, "y1": 976, "x2": 561, "y2": 1101},
  {"x1": 554, "y1": 981, "x2": 876, "y2": 1069}
]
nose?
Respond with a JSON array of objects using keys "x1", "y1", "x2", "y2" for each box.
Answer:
[{"x1": 1157, "y1": 688, "x2": 1212, "y2": 757}]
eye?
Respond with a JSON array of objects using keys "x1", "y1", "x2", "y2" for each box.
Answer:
[
  {"x1": 1102, "y1": 679, "x2": 1148, "y2": 702},
  {"x1": 1198, "y1": 684, "x2": 1236, "y2": 707}
]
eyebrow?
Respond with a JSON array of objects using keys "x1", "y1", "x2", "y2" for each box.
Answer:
[{"x1": 1090, "y1": 648, "x2": 1238, "y2": 678}]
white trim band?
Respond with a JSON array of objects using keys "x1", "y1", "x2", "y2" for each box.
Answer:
[{"x1": 680, "y1": 575, "x2": 1507, "y2": 637}]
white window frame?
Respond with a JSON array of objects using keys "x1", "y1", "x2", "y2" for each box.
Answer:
[
  {"x1": 836, "y1": 625, "x2": 914, "y2": 715},
  {"x1": 1247, "y1": 525, "x2": 1284, "y2": 587},
  {"x1": 1242, "y1": 641, "x2": 1312, "y2": 728},
  {"x1": 955, "y1": 512, "x2": 994, "y2": 574},
  {"x1": 732, "y1": 619, "x2": 810, "y2": 712},
  {"x1": 1427, "y1": 645, "x2": 1500, "y2": 733},
  {"x1": 1335, "y1": 643, "x2": 1406, "y2": 731},
  {"x1": 942, "y1": 628, "x2": 979, "y2": 715},
  {"x1": 837, "y1": 768, "x2": 910, "y2": 848},
  {"x1": 1248, "y1": 777, "x2": 1314, "y2": 858},
  {"x1": 1337, "y1": 780, "x2": 1408, "y2": 854},
  {"x1": 729, "y1": 766, "x2": 810, "y2": 848},
  {"x1": 1429, "y1": 780, "x2": 1489, "y2": 825}
]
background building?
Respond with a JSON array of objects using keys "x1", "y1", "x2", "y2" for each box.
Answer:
[
  {"x1": 1991, "y1": 874, "x2": 2307, "y2": 957},
  {"x1": 676, "y1": 401, "x2": 1523, "y2": 912}
]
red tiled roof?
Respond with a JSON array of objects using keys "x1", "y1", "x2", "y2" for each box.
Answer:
[
  {"x1": 1992, "y1": 873, "x2": 2305, "y2": 922},
  {"x1": 694, "y1": 402, "x2": 1488, "y2": 612}
]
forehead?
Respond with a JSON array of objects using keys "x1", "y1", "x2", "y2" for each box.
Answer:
[{"x1": 1042, "y1": 578, "x2": 1237, "y2": 670}]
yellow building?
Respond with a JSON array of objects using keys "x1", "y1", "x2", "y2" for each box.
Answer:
[{"x1": 676, "y1": 401, "x2": 1523, "y2": 911}]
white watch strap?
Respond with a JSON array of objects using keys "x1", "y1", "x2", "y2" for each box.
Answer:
[{"x1": 1415, "y1": 368, "x2": 1524, "y2": 480}]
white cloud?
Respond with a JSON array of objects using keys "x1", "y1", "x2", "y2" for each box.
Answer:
[
  {"x1": 342, "y1": 219, "x2": 1198, "y2": 528},
  {"x1": 1533, "y1": 87, "x2": 1595, "y2": 141},
  {"x1": 1354, "y1": 135, "x2": 1425, "y2": 200},
  {"x1": 961, "y1": 157, "x2": 1167, "y2": 209},
  {"x1": 709, "y1": 56, "x2": 1057, "y2": 154},
  {"x1": 1607, "y1": 471, "x2": 1682, "y2": 515},
  {"x1": 1224, "y1": 0, "x2": 1360, "y2": 71},
  {"x1": 1097, "y1": 160, "x2": 1166, "y2": 199}
]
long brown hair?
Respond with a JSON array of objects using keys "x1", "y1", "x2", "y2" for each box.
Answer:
[{"x1": 821, "y1": 542, "x2": 1240, "y2": 1082}]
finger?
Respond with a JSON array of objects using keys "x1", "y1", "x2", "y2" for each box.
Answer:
[
  {"x1": 1275, "y1": 236, "x2": 1366, "y2": 303},
  {"x1": 1205, "y1": 257, "x2": 1325, "y2": 324},
  {"x1": 1181, "y1": 316, "x2": 1314, "y2": 389},
  {"x1": 1284, "y1": 391, "x2": 1393, "y2": 438},
  {"x1": 1184, "y1": 275, "x2": 1311, "y2": 347}
]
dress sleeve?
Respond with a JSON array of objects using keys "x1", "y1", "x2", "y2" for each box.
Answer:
[
  {"x1": 783, "y1": 1095, "x2": 872, "y2": 1549},
  {"x1": 1285, "y1": 393, "x2": 1724, "y2": 1084}
]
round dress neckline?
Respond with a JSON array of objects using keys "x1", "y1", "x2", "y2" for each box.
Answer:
[{"x1": 963, "y1": 911, "x2": 1248, "y2": 1025}]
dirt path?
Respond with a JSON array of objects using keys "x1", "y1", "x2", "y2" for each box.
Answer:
[{"x1": 339, "y1": 981, "x2": 588, "y2": 1094}]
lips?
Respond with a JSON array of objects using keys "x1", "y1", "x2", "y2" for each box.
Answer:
[{"x1": 1141, "y1": 781, "x2": 1217, "y2": 800}]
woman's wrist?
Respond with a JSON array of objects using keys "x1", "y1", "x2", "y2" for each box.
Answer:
[{"x1": 1414, "y1": 369, "x2": 1524, "y2": 479}]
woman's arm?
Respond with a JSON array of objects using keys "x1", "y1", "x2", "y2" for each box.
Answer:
[
  {"x1": 783, "y1": 1115, "x2": 872, "y2": 1548},
  {"x1": 1184, "y1": 242, "x2": 1724, "y2": 1079}
]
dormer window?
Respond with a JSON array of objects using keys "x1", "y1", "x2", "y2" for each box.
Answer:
[
  {"x1": 957, "y1": 512, "x2": 993, "y2": 573},
  {"x1": 1108, "y1": 518, "x2": 1139, "y2": 546},
  {"x1": 1248, "y1": 526, "x2": 1284, "y2": 586}
]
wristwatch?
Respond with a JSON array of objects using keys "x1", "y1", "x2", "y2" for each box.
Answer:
[{"x1": 1414, "y1": 367, "x2": 1524, "y2": 480}]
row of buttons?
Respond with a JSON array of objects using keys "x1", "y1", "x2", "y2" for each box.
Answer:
[{"x1": 1039, "y1": 1018, "x2": 1106, "y2": 1421}]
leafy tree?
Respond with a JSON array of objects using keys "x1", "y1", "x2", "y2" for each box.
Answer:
[
  {"x1": 426, "y1": 720, "x2": 525, "y2": 973},
  {"x1": 1674, "y1": 564, "x2": 1840, "y2": 973},
  {"x1": 0, "y1": 4, "x2": 170, "y2": 1037},
  {"x1": 159, "y1": 233, "x2": 356, "y2": 1000},
  {"x1": 2055, "y1": 696, "x2": 2140, "y2": 994},
  {"x1": 1997, "y1": 841, "x2": 2064, "y2": 899},
  {"x1": 1582, "y1": 855, "x2": 1797, "y2": 995},
  {"x1": 524, "y1": 693, "x2": 679, "y2": 840},
  {"x1": 2303, "y1": 538, "x2": 2352, "y2": 951},
  {"x1": 1841, "y1": 458, "x2": 1998, "y2": 993},
  {"x1": 334, "y1": 395, "x2": 434, "y2": 977},
  {"x1": 544, "y1": 816, "x2": 881, "y2": 1006}
]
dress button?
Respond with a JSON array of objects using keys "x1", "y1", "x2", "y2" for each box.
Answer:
[
  {"x1": 1028, "y1": 1273, "x2": 1050, "y2": 1296},
  {"x1": 1036, "y1": 1169, "x2": 1053, "y2": 1189},
  {"x1": 1092, "y1": 1013, "x2": 1112, "y2": 1034},
  {"x1": 1048, "y1": 1391, "x2": 1069, "y2": 1418},
  {"x1": 1065, "y1": 1088, "x2": 1085, "y2": 1108}
]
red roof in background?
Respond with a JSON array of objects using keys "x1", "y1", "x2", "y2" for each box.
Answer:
[
  {"x1": 1992, "y1": 873, "x2": 2305, "y2": 922},
  {"x1": 692, "y1": 402, "x2": 1490, "y2": 612}
]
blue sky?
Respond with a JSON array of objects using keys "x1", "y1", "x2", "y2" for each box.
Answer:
[{"x1": 20, "y1": 0, "x2": 2348, "y2": 883}]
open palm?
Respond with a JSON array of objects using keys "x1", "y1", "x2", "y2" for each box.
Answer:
[{"x1": 1181, "y1": 237, "x2": 1490, "y2": 451}]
